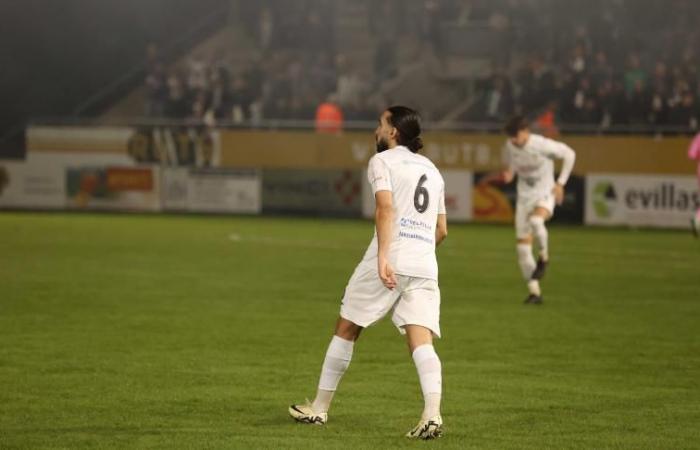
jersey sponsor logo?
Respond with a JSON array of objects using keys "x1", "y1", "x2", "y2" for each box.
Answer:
[
  {"x1": 398, "y1": 231, "x2": 434, "y2": 244},
  {"x1": 400, "y1": 217, "x2": 433, "y2": 231}
]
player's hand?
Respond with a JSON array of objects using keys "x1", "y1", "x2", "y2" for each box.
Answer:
[
  {"x1": 378, "y1": 257, "x2": 397, "y2": 290},
  {"x1": 553, "y1": 183, "x2": 565, "y2": 205}
]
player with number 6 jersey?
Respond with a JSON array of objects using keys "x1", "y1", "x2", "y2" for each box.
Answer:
[
  {"x1": 361, "y1": 140, "x2": 445, "y2": 282},
  {"x1": 289, "y1": 106, "x2": 448, "y2": 439}
]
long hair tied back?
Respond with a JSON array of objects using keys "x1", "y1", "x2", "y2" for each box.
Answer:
[{"x1": 386, "y1": 105, "x2": 423, "y2": 153}]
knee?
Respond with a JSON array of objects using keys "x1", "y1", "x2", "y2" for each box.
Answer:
[
  {"x1": 335, "y1": 318, "x2": 362, "y2": 341},
  {"x1": 528, "y1": 215, "x2": 546, "y2": 229},
  {"x1": 517, "y1": 236, "x2": 533, "y2": 245}
]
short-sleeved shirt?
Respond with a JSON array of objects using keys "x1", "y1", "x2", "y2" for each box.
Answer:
[
  {"x1": 361, "y1": 145, "x2": 445, "y2": 281},
  {"x1": 506, "y1": 134, "x2": 572, "y2": 204}
]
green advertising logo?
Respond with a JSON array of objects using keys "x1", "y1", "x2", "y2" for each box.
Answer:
[{"x1": 593, "y1": 181, "x2": 617, "y2": 218}]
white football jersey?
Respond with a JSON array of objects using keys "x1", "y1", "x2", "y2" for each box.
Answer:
[
  {"x1": 361, "y1": 145, "x2": 446, "y2": 281},
  {"x1": 505, "y1": 134, "x2": 575, "y2": 203}
]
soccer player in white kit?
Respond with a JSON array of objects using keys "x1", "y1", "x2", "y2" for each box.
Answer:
[
  {"x1": 289, "y1": 106, "x2": 448, "y2": 439},
  {"x1": 484, "y1": 115, "x2": 576, "y2": 304}
]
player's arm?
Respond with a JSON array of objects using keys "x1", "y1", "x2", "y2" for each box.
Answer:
[
  {"x1": 479, "y1": 169, "x2": 514, "y2": 185},
  {"x1": 544, "y1": 138, "x2": 576, "y2": 205},
  {"x1": 367, "y1": 155, "x2": 396, "y2": 290},
  {"x1": 435, "y1": 183, "x2": 447, "y2": 246},
  {"x1": 375, "y1": 190, "x2": 397, "y2": 290},
  {"x1": 480, "y1": 144, "x2": 514, "y2": 185},
  {"x1": 435, "y1": 214, "x2": 447, "y2": 246}
]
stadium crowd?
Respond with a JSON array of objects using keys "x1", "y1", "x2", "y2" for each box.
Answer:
[{"x1": 142, "y1": 0, "x2": 700, "y2": 132}]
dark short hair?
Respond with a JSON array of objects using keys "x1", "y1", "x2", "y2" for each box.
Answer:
[
  {"x1": 503, "y1": 115, "x2": 529, "y2": 137},
  {"x1": 386, "y1": 105, "x2": 423, "y2": 153}
]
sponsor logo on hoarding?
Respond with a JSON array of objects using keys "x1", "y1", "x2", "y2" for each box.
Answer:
[
  {"x1": 473, "y1": 183, "x2": 514, "y2": 221},
  {"x1": 586, "y1": 174, "x2": 700, "y2": 228},
  {"x1": 623, "y1": 182, "x2": 700, "y2": 212},
  {"x1": 592, "y1": 181, "x2": 616, "y2": 218},
  {"x1": 263, "y1": 169, "x2": 363, "y2": 215},
  {"x1": 593, "y1": 179, "x2": 699, "y2": 219},
  {"x1": 333, "y1": 170, "x2": 362, "y2": 205},
  {"x1": 106, "y1": 168, "x2": 154, "y2": 191}
]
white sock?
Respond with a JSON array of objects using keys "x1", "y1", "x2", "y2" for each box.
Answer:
[
  {"x1": 516, "y1": 243, "x2": 536, "y2": 280},
  {"x1": 527, "y1": 279, "x2": 541, "y2": 296},
  {"x1": 312, "y1": 335, "x2": 354, "y2": 413},
  {"x1": 412, "y1": 344, "x2": 442, "y2": 420},
  {"x1": 529, "y1": 216, "x2": 549, "y2": 261}
]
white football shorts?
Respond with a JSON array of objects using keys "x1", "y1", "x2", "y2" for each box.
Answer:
[
  {"x1": 339, "y1": 263, "x2": 441, "y2": 338},
  {"x1": 515, "y1": 193, "x2": 556, "y2": 239}
]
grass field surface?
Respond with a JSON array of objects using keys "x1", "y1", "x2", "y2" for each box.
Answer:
[{"x1": 1, "y1": 212, "x2": 698, "y2": 449}]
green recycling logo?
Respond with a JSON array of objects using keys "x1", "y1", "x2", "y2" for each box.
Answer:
[{"x1": 593, "y1": 181, "x2": 617, "y2": 218}]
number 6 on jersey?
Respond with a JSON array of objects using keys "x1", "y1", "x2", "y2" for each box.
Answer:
[{"x1": 414, "y1": 174, "x2": 429, "y2": 213}]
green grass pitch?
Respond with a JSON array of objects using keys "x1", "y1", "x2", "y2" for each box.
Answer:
[{"x1": 1, "y1": 212, "x2": 699, "y2": 449}]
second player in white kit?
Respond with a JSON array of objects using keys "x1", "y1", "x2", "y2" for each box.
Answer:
[
  {"x1": 484, "y1": 115, "x2": 576, "y2": 304},
  {"x1": 289, "y1": 106, "x2": 448, "y2": 439}
]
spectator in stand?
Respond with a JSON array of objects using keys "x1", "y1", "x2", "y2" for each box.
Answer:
[
  {"x1": 315, "y1": 94, "x2": 343, "y2": 133},
  {"x1": 164, "y1": 74, "x2": 190, "y2": 118},
  {"x1": 209, "y1": 67, "x2": 230, "y2": 119},
  {"x1": 187, "y1": 56, "x2": 209, "y2": 93},
  {"x1": 627, "y1": 79, "x2": 651, "y2": 125},
  {"x1": 648, "y1": 83, "x2": 668, "y2": 127},
  {"x1": 335, "y1": 54, "x2": 368, "y2": 109},
  {"x1": 230, "y1": 74, "x2": 255, "y2": 122},
  {"x1": 590, "y1": 51, "x2": 613, "y2": 87},
  {"x1": 624, "y1": 53, "x2": 647, "y2": 95},
  {"x1": 145, "y1": 63, "x2": 166, "y2": 117},
  {"x1": 483, "y1": 74, "x2": 514, "y2": 122},
  {"x1": 516, "y1": 55, "x2": 555, "y2": 113},
  {"x1": 569, "y1": 44, "x2": 587, "y2": 76},
  {"x1": 668, "y1": 91, "x2": 698, "y2": 130}
]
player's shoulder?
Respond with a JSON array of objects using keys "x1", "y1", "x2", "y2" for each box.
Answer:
[
  {"x1": 528, "y1": 133, "x2": 549, "y2": 146},
  {"x1": 528, "y1": 134, "x2": 559, "y2": 152},
  {"x1": 409, "y1": 150, "x2": 443, "y2": 178}
]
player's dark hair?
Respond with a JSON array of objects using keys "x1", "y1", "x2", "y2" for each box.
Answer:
[
  {"x1": 503, "y1": 115, "x2": 529, "y2": 137},
  {"x1": 386, "y1": 105, "x2": 423, "y2": 153}
]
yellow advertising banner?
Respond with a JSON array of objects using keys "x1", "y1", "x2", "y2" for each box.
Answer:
[
  {"x1": 27, "y1": 126, "x2": 696, "y2": 175},
  {"x1": 219, "y1": 130, "x2": 696, "y2": 175}
]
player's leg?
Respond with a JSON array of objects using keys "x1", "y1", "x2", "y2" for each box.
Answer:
[
  {"x1": 290, "y1": 264, "x2": 398, "y2": 425},
  {"x1": 515, "y1": 204, "x2": 542, "y2": 303},
  {"x1": 406, "y1": 325, "x2": 442, "y2": 424},
  {"x1": 392, "y1": 280, "x2": 443, "y2": 439},
  {"x1": 289, "y1": 317, "x2": 362, "y2": 425},
  {"x1": 310, "y1": 317, "x2": 361, "y2": 414},
  {"x1": 528, "y1": 206, "x2": 552, "y2": 279},
  {"x1": 289, "y1": 317, "x2": 361, "y2": 425}
]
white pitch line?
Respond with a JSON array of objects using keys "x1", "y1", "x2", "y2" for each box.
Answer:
[{"x1": 228, "y1": 233, "x2": 358, "y2": 250}]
